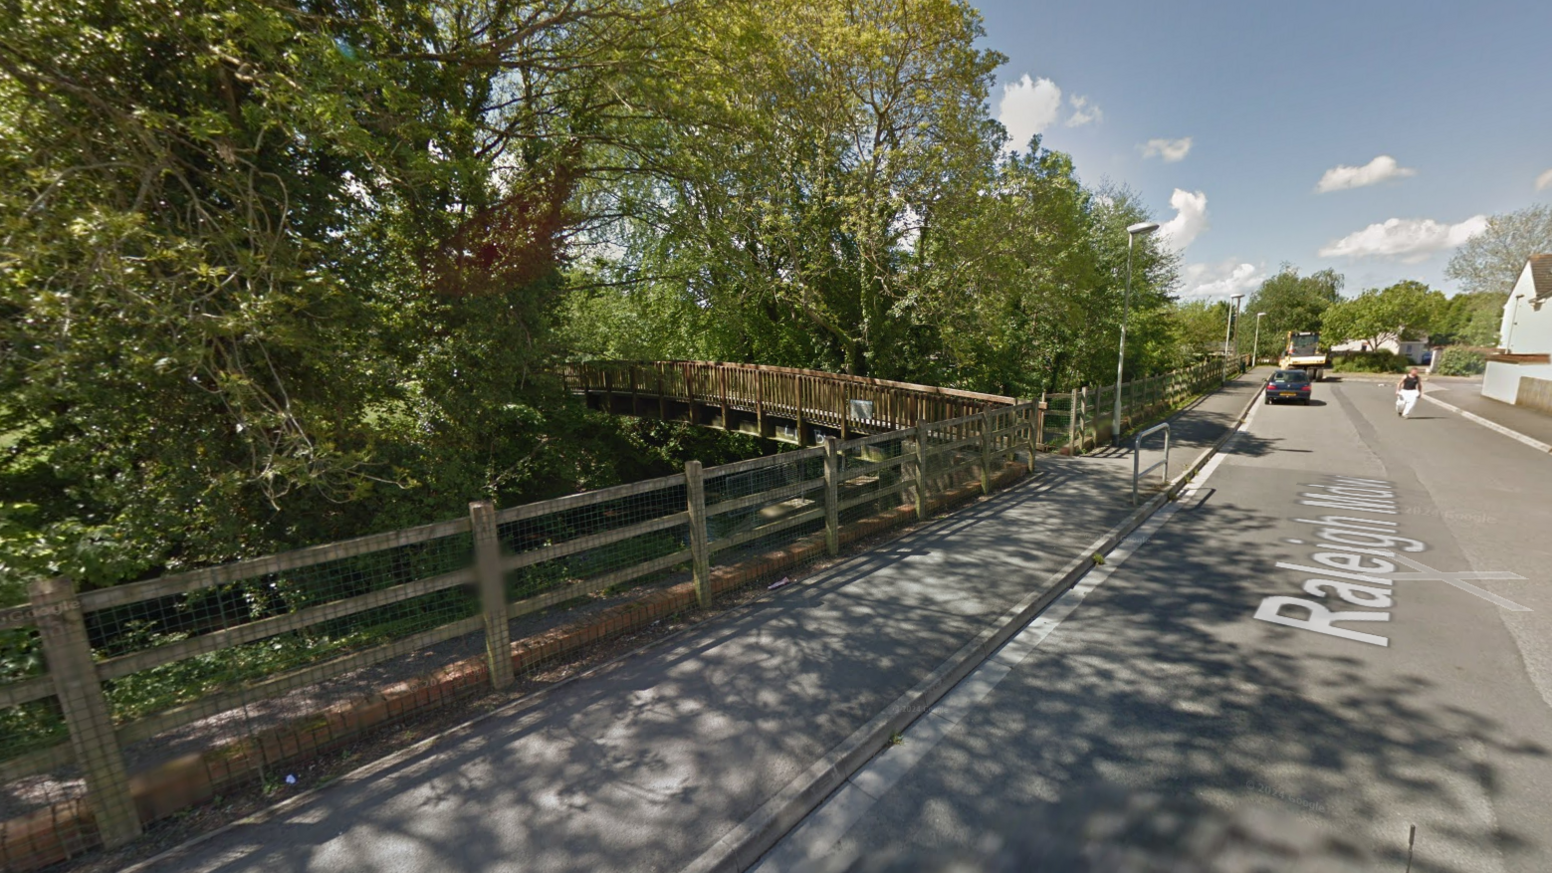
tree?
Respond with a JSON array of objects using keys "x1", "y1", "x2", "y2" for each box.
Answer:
[
  {"x1": 585, "y1": 0, "x2": 1007, "y2": 380},
  {"x1": 1172, "y1": 300, "x2": 1233, "y2": 360},
  {"x1": 0, "y1": 0, "x2": 680, "y2": 584},
  {"x1": 1434, "y1": 292, "x2": 1505, "y2": 347},
  {"x1": 1240, "y1": 265, "x2": 1343, "y2": 353},
  {"x1": 1321, "y1": 281, "x2": 1447, "y2": 349},
  {"x1": 1445, "y1": 204, "x2": 1552, "y2": 295}
]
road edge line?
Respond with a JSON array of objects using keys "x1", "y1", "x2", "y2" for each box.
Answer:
[
  {"x1": 1421, "y1": 394, "x2": 1552, "y2": 453},
  {"x1": 685, "y1": 377, "x2": 1265, "y2": 873}
]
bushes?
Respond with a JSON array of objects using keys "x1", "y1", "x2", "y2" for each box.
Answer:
[
  {"x1": 1433, "y1": 347, "x2": 1487, "y2": 376},
  {"x1": 1331, "y1": 351, "x2": 1412, "y2": 373}
]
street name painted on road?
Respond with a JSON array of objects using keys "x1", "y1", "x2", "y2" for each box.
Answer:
[{"x1": 1253, "y1": 476, "x2": 1528, "y2": 648}]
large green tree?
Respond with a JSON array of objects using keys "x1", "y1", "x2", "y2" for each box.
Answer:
[
  {"x1": 1446, "y1": 204, "x2": 1552, "y2": 296},
  {"x1": 576, "y1": 0, "x2": 1007, "y2": 380},
  {"x1": 0, "y1": 0, "x2": 675, "y2": 584},
  {"x1": 1239, "y1": 265, "x2": 1344, "y2": 354},
  {"x1": 1321, "y1": 280, "x2": 1447, "y2": 349}
]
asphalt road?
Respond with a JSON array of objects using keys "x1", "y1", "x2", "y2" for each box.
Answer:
[{"x1": 756, "y1": 374, "x2": 1552, "y2": 873}]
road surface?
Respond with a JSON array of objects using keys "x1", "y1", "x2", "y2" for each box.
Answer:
[{"x1": 757, "y1": 374, "x2": 1552, "y2": 873}]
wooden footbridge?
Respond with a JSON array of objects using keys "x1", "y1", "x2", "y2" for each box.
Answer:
[{"x1": 565, "y1": 361, "x2": 1020, "y2": 446}]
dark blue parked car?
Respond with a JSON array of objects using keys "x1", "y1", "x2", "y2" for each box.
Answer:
[{"x1": 1265, "y1": 369, "x2": 1312, "y2": 405}]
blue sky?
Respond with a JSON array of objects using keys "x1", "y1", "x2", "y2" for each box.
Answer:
[{"x1": 976, "y1": 0, "x2": 1552, "y2": 300}]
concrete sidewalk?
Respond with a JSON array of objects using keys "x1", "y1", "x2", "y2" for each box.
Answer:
[
  {"x1": 1422, "y1": 375, "x2": 1552, "y2": 447},
  {"x1": 131, "y1": 373, "x2": 1267, "y2": 873}
]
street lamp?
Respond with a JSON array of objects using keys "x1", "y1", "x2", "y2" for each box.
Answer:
[
  {"x1": 1114, "y1": 221, "x2": 1160, "y2": 446},
  {"x1": 1253, "y1": 312, "x2": 1267, "y2": 364},
  {"x1": 1223, "y1": 294, "x2": 1244, "y2": 375}
]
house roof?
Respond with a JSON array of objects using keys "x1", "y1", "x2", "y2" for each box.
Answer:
[{"x1": 1529, "y1": 254, "x2": 1552, "y2": 301}]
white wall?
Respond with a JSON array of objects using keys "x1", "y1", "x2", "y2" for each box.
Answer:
[
  {"x1": 1502, "y1": 264, "x2": 1552, "y2": 354},
  {"x1": 1483, "y1": 361, "x2": 1552, "y2": 404}
]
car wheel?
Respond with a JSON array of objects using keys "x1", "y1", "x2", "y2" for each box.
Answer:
[{"x1": 1301, "y1": 398, "x2": 1310, "y2": 405}]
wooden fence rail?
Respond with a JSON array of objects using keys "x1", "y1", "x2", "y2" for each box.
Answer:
[
  {"x1": 0, "y1": 355, "x2": 1250, "y2": 865},
  {"x1": 0, "y1": 402, "x2": 1040, "y2": 859}
]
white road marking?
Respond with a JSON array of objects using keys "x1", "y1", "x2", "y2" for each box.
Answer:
[
  {"x1": 752, "y1": 411, "x2": 1251, "y2": 873},
  {"x1": 1385, "y1": 553, "x2": 1530, "y2": 612},
  {"x1": 1421, "y1": 394, "x2": 1552, "y2": 453}
]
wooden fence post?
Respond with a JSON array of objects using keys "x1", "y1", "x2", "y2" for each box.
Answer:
[
  {"x1": 823, "y1": 438, "x2": 840, "y2": 556},
  {"x1": 1065, "y1": 391, "x2": 1076, "y2": 455},
  {"x1": 685, "y1": 460, "x2": 711, "y2": 607},
  {"x1": 914, "y1": 421, "x2": 930, "y2": 520},
  {"x1": 795, "y1": 378, "x2": 807, "y2": 447},
  {"x1": 1034, "y1": 398, "x2": 1046, "y2": 464},
  {"x1": 27, "y1": 577, "x2": 141, "y2": 849},
  {"x1": 979, "y1": 410, "x2": 992, "y2": 495},
  {"x1": 469, "y1": 500, "x2": 513, "y2": 691}
]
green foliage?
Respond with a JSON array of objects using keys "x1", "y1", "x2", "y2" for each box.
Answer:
[
  {"x1": 1174, "y1": 300, "x2": 1234, "y2": 360},
  {"x1": 1446, "y1": 205, "x2": 1552, "y2": 295},
  {"x1": 571, "y1": 0, "x2": 1178, "y2": 397},
  {"x1": 1434, "y1": 292, "x2": 1506, "y2": 346},
  {"x1": 1322, "y1": 280, "x2": 1447, "y2": 348},
  {"x1": 1239, "y1": 265, "x2": 1343, "y2": 354},
  {"x1": 1331, "y1": 351, "x2": 1412, "y2": 373},
  {"x1": 1432, "y1": 347, "x2": 1488, "y2": 376},
  {"x1": 0, "y1": 0, "x2": 695, "y2": 583}
]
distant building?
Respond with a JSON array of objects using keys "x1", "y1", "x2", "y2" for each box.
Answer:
[
  {"x1": 1328, "y1": 337, "x2": 1430, "y2": 364},
  {"x1": 1482, "y1": 254, "x2": 1552, "y2": 409}
]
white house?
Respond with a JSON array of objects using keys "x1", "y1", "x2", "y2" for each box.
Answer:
[
  {"x1": 1329, "y1": 336, "x2": 1430, "y2": 363},
  {"x1": 1482, "y1": 254, "x2": 1552, "y2": 406}
]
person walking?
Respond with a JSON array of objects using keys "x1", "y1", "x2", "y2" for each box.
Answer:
[{"x1": 1396, "y1": 368, "x2": 1423, "y2": 418}]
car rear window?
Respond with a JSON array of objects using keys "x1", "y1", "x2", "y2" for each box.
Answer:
[{"x1": 1272, "y1": 371, "x2": 1307, "y2": 382}]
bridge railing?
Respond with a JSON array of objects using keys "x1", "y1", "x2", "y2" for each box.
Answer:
[
  {"x1": 566, "y1": 360, "x2": 1017, "y2": 439},
  {"x1": 0, "y1": 402, "x2": 1040, "y2": 870},
  {"x1": 570, "y1": 356, "x2": 1250, "y2": 455}
]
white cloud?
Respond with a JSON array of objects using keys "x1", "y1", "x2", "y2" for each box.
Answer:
[
  {"x1": 1065, "y1": 95, "x2": 1102, "y2": 128},
  {"x1": 997, "y1": 75, "x2": 1062, "y2": 152},
  {"x1": 1537, "y1": 168, "x2": 1552, "y2": 192},
  {"x1": 1140, "y1": 137, "x2": 1192, "y2": 163},
  {"x1": 1315, "y1": 155, "x2": 1417, "y2": 193},
  {"x1": 1158, "y1": 189, "x2": 1209, "y2": 250},
  {"x1": 1318, "y1": 215, "x2": 1488, "y2": 262},
  {"x1": 1178, "y1": 260, "x2": 1265, "y2": 300}
]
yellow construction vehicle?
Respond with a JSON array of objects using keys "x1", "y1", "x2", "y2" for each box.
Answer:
[{"x1": 1279, "y1": 331, "x2": 1330, "y2": 381}]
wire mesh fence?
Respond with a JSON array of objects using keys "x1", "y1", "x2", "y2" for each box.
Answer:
[{"x1": 0, "y1": 358, "x2": 1249, "y2": 870}]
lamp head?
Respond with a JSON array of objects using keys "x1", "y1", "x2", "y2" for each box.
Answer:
[{"x1": 1127, "y1": 222, "x2": 1161, "y2": 236}]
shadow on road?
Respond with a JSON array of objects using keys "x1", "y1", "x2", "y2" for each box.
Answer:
[{"x1": 827, "y1": 495, "x2": 1548, "y2": 872}]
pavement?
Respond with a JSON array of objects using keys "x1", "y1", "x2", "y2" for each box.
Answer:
[
  {"x1": 1419, "y1": 375, "x2": 1552, "y2": 449},
  {"x1": 127, "y1": 374, "x2": 1268, "y2": 873},
  {"x1": 756, "y1": 371, "x2": 1552, "y2": 872}
]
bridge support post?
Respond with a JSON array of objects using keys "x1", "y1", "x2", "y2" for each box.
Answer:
[
  {"x1": 685, "y1": 460, "x2": 711, "y2": 608},
  {"x1": 657, "y1": 364, "x2": 667, "y2": 421},
  {"x1": 470, "y1": 500, "x2": 514, "y2": 691},
  {"x1": 823, "y1": 438, "x2": 840, "y2": 556},
  {"x1": 29, "y1": 576, "x2": 142, "y2": 849}
]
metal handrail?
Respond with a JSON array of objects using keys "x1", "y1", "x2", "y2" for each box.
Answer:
[{"x1": 1132, "y1": 423, "x2": 1171, "y2": 505}]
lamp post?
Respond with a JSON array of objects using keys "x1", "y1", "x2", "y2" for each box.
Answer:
[
  {"x1": 1252, "y1": 312, "x2": 1267, "y2": 364},
  {"x1": 1506, "y1": 292, "x2": 1528, "y2": 351},
  {"x1": 1223, "y1": 294, "x2": 1244, "y2": 376},
  {"x1": 1113, "y1": 221, "x2": 1160, "y2": 446}
]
